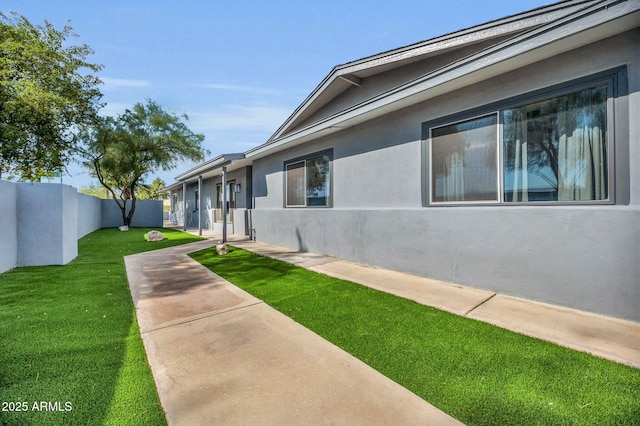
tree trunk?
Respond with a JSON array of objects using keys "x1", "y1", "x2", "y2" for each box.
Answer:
[
  {"x1": 120, "y1": 199, "x2": 129, "y2": 226},
  {"x1": 125, "y1": 196, "x2": 137, "y2": 227}
]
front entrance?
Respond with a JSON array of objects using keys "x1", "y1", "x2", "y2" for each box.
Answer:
[{"x1": 215, "y1": 181, "x2": 236, "y2": 224}]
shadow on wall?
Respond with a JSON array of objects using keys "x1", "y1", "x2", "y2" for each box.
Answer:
[{"x1": 296, "y1": 227, "x2": 308, "y2": 253}]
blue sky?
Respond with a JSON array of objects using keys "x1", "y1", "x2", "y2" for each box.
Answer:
[{"x1": 4, "y1": 0, "x2": 554, "y2": 188}]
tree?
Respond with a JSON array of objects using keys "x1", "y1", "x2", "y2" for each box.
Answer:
[
  {"x1": 81, "y1": 100, "x2": 206, "y2": 226},
  {"x1": 0, "y1": 12, "x2": 103, "y2": 181},
  {"x1": 137, "y1": 177, "x2": 168, "y2": 200},
  {"x1": 78, "y1": 182, "x2": 109, "y2": 199}
]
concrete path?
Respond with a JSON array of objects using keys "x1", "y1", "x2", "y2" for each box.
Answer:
[
  {"x1": 125, "y1": 241, "x2": 463, "y2": 425},
  {"x1": 125, "y1": 229, "x2": 640, "y2": 424}
]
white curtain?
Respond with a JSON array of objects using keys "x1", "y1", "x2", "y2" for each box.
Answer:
[
  {"x1": 442, "y1": 151, "x2": 465, "y2": 201},
  {"x1": 558, "y1": 124, "x2": 606, "y2": 201},
  {"x1": 510, "y1": 116, "x2": 529, "y2": 202},
  {"x1": 507, "y1": 87, "x2": 607, "y2": 202}
]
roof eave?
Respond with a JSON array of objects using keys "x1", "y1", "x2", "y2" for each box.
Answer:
[
  {"x1": 248, "y1": 0, "x2": 639, "y2": 160},
  {"x1": 266, "y1": 0, "x2": 602, "y2": 142},
  {"x1": 174, "y1": 153, "x2": 246, "y2": 183}
]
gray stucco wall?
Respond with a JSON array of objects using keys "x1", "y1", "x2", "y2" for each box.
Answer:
[
  {"x1": 77, "y1": 193, "x2": 102, "y2": 238},
  {"x1": 0, "y1": 180, "x2": 18, "y2": 273},
  {"x1": 61, "y1": 184, "x2": 78, "y2": 264},
  {"x1": 250, "y1": 30, "x2": 640, "y2": 321},
  {"x1": 101, "y1": 199, "x2": 163, "y2": 228},
  {"x1": 251, "y1": 207, "x2": 640, "y2": 321},
  {"x1": 16, "y1": 183, "x2": 78, "y2": 267},
  {"x1": 0, "y1": 181, "x2": 163, "y2": 272}
]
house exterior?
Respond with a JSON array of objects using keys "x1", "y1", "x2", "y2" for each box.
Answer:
[{"x1": 165, "y1": 0, "x2": 640, "y2": 321}]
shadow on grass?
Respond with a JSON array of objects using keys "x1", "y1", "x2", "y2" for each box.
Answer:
[
  {"x1": 190, "y1": 246, "x2": 297, "y2": 285},
  {"x1": 103, "y1": 314, "x2": 166, "y2": 425}
]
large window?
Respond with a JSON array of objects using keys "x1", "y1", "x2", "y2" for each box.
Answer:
[
  {"x1": 427, "y1": 78, "x2": 614, "y2": 205},
  {"x1": 285, "y1": 151, "x2": 332, "y2": 207},
  {"x1": 503, "y1": 86, "x2": 607, "y2": 202}
]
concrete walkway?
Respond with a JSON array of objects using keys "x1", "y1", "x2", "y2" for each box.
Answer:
[
  {"x1": 125, "y1": 240, "x2": 463, "y2": 425},
  {"x1": 125, "y1": 229, "x2": 640, "y2": 424}
]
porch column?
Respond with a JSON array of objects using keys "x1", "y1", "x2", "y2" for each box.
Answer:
[
  {"x1": 198, "y1": 175, "x2": 203, "y2": 236},
  {"x1": 182, "y1": 182, "x2": 187, "y2": 231},
  {"x1": 222, "y1": 166, "x2": 227, "y2": 243}
]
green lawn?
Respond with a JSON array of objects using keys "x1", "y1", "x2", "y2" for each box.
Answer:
[
  {"x1": 0, "y1": 228, "x2": 202, "y2": 426},
  {"x1": 190, "y1": 246, "x2": 640, "y2": 426}
]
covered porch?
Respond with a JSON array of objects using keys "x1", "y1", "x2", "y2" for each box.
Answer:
[{"x1": 162, "y1": 153, "x2": 253, "y2": 242}]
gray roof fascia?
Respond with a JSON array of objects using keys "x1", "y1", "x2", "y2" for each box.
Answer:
[
  {"x1": 246, "y1": 0, "x2": 638, "y2": 160},
  {"x1": 159, "y1": 182, "x2": 183, "y2": 193},
  {"x1": 174, "y1": 153, "x2": 245, "y2": 182},
  {"x1": 266, "y1": 0, "x2": 602, "y2": 142}
]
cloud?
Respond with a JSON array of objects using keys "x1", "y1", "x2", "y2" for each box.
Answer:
[
  {"x1": 188, "y1": 105, "x2": 292, "y2": 134},
  {"x1": 199, "y1": 83, "x2": 284, "y2": 96},
  {"x1": 101, "y1": 77, "x2": 152, "y2": 89},
  {"x1": 98, "y1": 102, "x2": 133, "y2": 117},
  {"x1": 183, "y1": 104, "x2": 293, "y2": 153}
]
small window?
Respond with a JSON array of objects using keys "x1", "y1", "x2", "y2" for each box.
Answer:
[
  {"x1": 194, "y1": 190, "x2": 199, "y2": 211},
  {"x1": 285, "y1": 151, "x2": 332, "y2": 207},
  {"x1": 286, "y1": 161, "x2": 306, "y2": 206},
  {"x1": 431, "y1": 114, "x2": 498, "y2": 203}
]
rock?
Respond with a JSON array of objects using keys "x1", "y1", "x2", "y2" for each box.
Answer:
[
  {"x1": 147, "y1": 230, "x2": 164, "y2": 242},
  {"x1": 118, "y1": 225, "x2": 129, "y2": 231},
  {"x1": 216, "y1": 244, "x2": 229, "y2": 255}
]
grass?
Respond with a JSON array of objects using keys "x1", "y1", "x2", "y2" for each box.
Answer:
[
  {"x1": 0, "y1": 227, "x2": 203, "y2": 426},
  {"x1": 190, "y1": 246, "x2": 640, "y2": 426}
]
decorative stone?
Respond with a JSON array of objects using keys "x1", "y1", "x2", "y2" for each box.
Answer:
[
  {"x1": 216, "y1": 244, "x2": 229, "y2": 255},
  {"x1": 119, "y1": 225, "x2": 129, "y2": 231},
  {"x1": 147, "y1": 230, "x2": 164, "y2": 242}
]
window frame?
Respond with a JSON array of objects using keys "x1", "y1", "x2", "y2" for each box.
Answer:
[
  {"x1": 215, "y1": 180, "x2": 236, "y2": 222},
  {"x1": 284, "y1": 149, "x2": 333, "y2": 208},
  {"x1": 429, "y1": 112, "x2": 501, "y2": 205},
  {"x1": 422, "y1": 67, "x2": 626, "y2": 207},
  {"x1": 285, "y1": 160, "x2": 307, "y2": 207}
]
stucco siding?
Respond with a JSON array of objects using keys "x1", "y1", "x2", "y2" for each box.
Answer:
[
  {"x1": 1, "y1": 181, "x2": 163, "y2": 272},
  {"x1": 16, "y1": 183, "x2": 76, "y2": 267},
  {"x1": 100, "y1": 199, "x2": 163, "y2": 228},
  {"x1": 61, "y1": 184, "x2": 78, "y2": 264},
  {"x1": 0, "y1": 180, "x2": 18, "y2": 273},
  {"x1": 251, "y1": 206, "x2": 640, "y2": 321},
  {"x1": 250, "y1": 30, "x2": 640, "y2": 320},
  {"x1": 77, "y1": 193, "x2": 102, "y2": 238}
]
